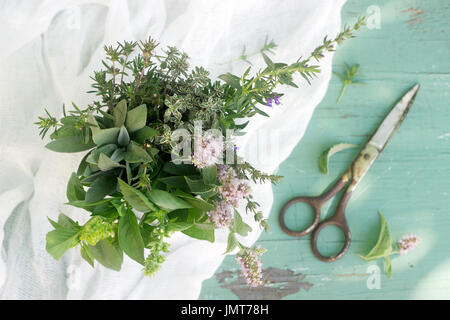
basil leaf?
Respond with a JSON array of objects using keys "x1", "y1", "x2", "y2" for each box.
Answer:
[
  {"x1": 125, "y1": 104, "x2": 147, "y2": 133},
  {"x1": 92, "y1": 202, "x2": 119, "y2": 219},
  {"x1": 90, "y1": 240, "x2": 123, "y2": 271},
  {"x1": 146, "y1": 189, "x2": 193, "y2": 211},
  {"x1": 118, "y1": 209, "x2": 145, "y2": 264},
  {"x1": 163, "y1": 162, "x2": 197, "y2": 176},
  {"x1": 80, "y1": 244, "x2": 95, "y2": 268},
  {"x1": 185, "y1": 176, "x2": 215, "y2": 195},
  {"x1": 318, "y1": 143, "x2": 358, "y2": 175},
  {"x1": 173, "y1": 190, "x2": 215, "y2": 211},
  {"x1": 66, "y1": 173, "x2": 85, "y2": 202},
  {"x1": 113, "y1": 99, "x2": 127, "y2": 127},
  {"x1": 46, "y1": 228, "x2": 79, "y2": 260},
  {"x1": 117, "y1": 178, "x2": 157, "y2": 212},
  {"x1": 159, "y1": 176, "x2": 189, "y2": 190},
  {"x1": 182, "y1": 224, "x2": 215, "y2": 243},
  {"x1": 45, "y1": 136, "x2": 95, "y2": 153},
  {"x1": 85, "y1": 175, "x2": 117, "y2": 203},
  {"x1": 202, "y1": 165, "x2": 217, "y2": 185},
  {"x1": 166, "y1": 221, "x2": 193, "y2": 232}
]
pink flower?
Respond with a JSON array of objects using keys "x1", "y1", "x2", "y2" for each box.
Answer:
[
  {"x1": 397, "y1": 234, "x2": 421, "y2": 255},
  {"x1": 207, "y1": 200, "x2": 233, "y2": 228},
  {"x1": 236, "y1": 246, "x2": 265, "y2": 287},
  {"x1": 217, "y1": 165, "x2": 250, "y2": 207},
  {"x1": 191, "y1": 135, "x2": 223, "y2": 169}
]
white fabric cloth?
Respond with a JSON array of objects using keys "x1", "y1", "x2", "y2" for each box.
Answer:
[{"x1": 0, "y1": 0, "x2": 345, "y2": 299}]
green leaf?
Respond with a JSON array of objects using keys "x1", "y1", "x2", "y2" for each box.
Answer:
[
  {"x1": 92, "y1": 202, "x2": 119, "y2": 219},
  {"x1": 159, "y1": 176, "x2": 189, "y2": 190},
  {"x1": 166, "y1": 221, "x2": 193, "y2": 232},
  {"x1": 202, "y1": 165, "x2": 217, "y2": 185},
  {"x1": 252, "y1": 106, "x2": 270, "y2": 117},
  {"x1": 66, "y1": 197, "x2": 119, "y2": 209},
  {"x1": 358, "y1": 212, "x2": 393, "y2": 262},
  {"x1": 233, "y1": 210, "x2": 252, "y2": 236},
  {"x1": 85, "y1": 175, "x2": 117, "y2": 203},
  {"x1": 80, "y1": 244, "x2": 95, "y2": 268},
  {"x1": 146, "y1": 189, "x2": 193, "y2": 211},
  {"x1": 318, "y1": 143, "x2": 358, "y2": 175},
  {"x1": 182, "y1": 224, "x2": 215, "y2": 243},
  {"x1": 97, "y1": 153, "x2": 123, "y2": 171},
  {"x1": 218, "y1": 73, "x2": 241, "y2": 89},
  {"x1": 385, "y1": 256, "x2": 392, "y2": 278},
  {"x1": 45, "y1": 136, "x2": 95, "y2": 153},
  {"x1": 92, "y1": 127, "x2": 120, "y2": 146},
  {"x1": 124, "y1": 141, "x2": 152, "y2": 163},
  {"x1": 66, "y1": 173, "x2": 85, "y2": 202},
  {"x1": 117, "y1": 126, "x2": 130, "y2": 146},
  {"x1": 225, "y1": 232, "x2": 239, "y2": 254},
  {"x1": 125, "y1": 104, "x2": 147, "y2": 133},
  {"x1": 133, "y1": 126, "x2": 159, "y2": 144},
  {"x1": 113, "y1": 99, "x2": 127, "y2": 127},
  {"x1": 118, "y1": 209, "x2": 145, "y2": 265},
  {"x1": 46, "y1": 227, "x2": 79, "y2": 260},
  {"x1": 163, "y1": 162, "x2": 197, "y2": 176},
  {"x1": 90, "y1": 240, "x2": 123, "y2": 271},
  {"x1": 77, "y1": 151, "x2": 91, "y2": 176},
  {"x1": 185, "y1": 176, "x2": 215, "y2": 195},
  {"x1": 173, "y1": 190, "x2": 215, "y2": 211},
  {"x1": 117, "y1": 178, "x2": 157, "y2": 212},
  {"x1": 261, "y1": 52, "x2": 274, "y2": 69}
]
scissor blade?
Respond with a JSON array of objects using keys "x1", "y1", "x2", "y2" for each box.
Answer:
[{"x1": 368, "y1": 84, "x2": 419, "y2": 151}]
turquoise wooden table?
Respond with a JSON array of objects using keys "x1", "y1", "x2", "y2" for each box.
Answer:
[{"x1": 200, "y1": 0, "x2": 450, "y2": 299}]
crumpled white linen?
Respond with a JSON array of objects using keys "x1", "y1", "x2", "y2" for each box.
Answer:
[{"x1": 0, "y1": 0, "x2": 346, "y2": 299}]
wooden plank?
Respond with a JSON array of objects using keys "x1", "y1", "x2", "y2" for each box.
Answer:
[{"x1": 200, "y1": 0, "x2": 450, "y2": 299}]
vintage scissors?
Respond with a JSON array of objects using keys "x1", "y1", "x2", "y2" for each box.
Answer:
[{"x1": 279, "y1": 84, "x2": 420, "y2": 262}]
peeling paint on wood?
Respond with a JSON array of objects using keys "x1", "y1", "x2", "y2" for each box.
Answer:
[{"x1": 216, "y1": 267, "x2": 312, "y2": 299}]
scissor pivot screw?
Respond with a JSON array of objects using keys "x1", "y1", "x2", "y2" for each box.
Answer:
[{"x1": 364, "y1": 153, "x2": 370, "y2": 160}]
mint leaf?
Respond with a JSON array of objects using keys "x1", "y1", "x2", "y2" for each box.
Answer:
[
  {"x1": 118, "y1": 209, "x2": 145, "y2": 265},
  {"x1": 117, "y1": 178, "x2": 157, "y2": 212},
  {"x1": 318, "y1": 143, "x2": 358, "y2": 175}
]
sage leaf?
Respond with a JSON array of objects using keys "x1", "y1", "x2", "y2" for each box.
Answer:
[
  {"x1": 124, "y1": 142, "x2": 151, "y2": 163},
  {"x1": 97, "y1": 153, "x2": 123, "y2": 171},
  {"x1": 85, "y1": 175, "x2": 117, "y2": 203},
  {"x1": 118, "y1": 209, "x2": 145, "y2": 265},
  {"x1": 125, "y1": 104, "x2": 147, "y2": 133},
  {"x1": 113, "y1": 99, "x2": 127, "y2": 127},
  {"x1": 218, "y1": 73, "x2": 241, "y2": 89},
  {"x1": 90, "y1": 240, "x2": 123, "y2": 271},
  {"x1": 146, "y1": 189, "x2": 193, "y2": 211},
  {"x1": 318, "y1": 143, "x2": 358, "y2": 175},
  {"x1": 45, "y1": 136, "x2": 95, "y2": 153},
  {"x1": 117, "y1": 126, "x2": 130, "y2": 146},
  {"x1": 92, "y1": 127, "x2": 120, "y2": 146},
  {"x1": 117, "y1": 178, "x2": 157, "y2": 212}
]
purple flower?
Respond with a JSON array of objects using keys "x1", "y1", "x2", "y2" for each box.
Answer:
[
  {"x1": 233, "y1": 145, "x2": 239, "y2": 151},
  {"x1": 397, "y1": 234, "x2": 421, "y2": 255},
  {"x1": 207, "y1": 200, "x2": 233, "y2": 228},
  {"x1": 236, "y1": 246, "x2": 266, "y2": 287},
  {"x1": 266, "y1": 98, "x2": 273, "y2": 107},
  {"x1": 274, "y1": 95, "x2": 280, "y2": 105}
]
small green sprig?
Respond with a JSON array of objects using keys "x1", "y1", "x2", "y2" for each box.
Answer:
[
  {"x1": 333, "y1": 63, "x2": 365, "y2": 103},
  {"x1": 35, "y1": 109, "x2": 60, "y2": 139}
]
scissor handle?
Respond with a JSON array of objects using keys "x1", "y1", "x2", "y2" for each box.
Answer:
[
  {"x1": 279, "y1": 196, "x2": 322, "y2": 237},
  {"x1": 279, "y1": 176, "x2": 349, "y2": 237},
  {"x1": 311, "y1": 189, "x2": 352, "y2": 262}
]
